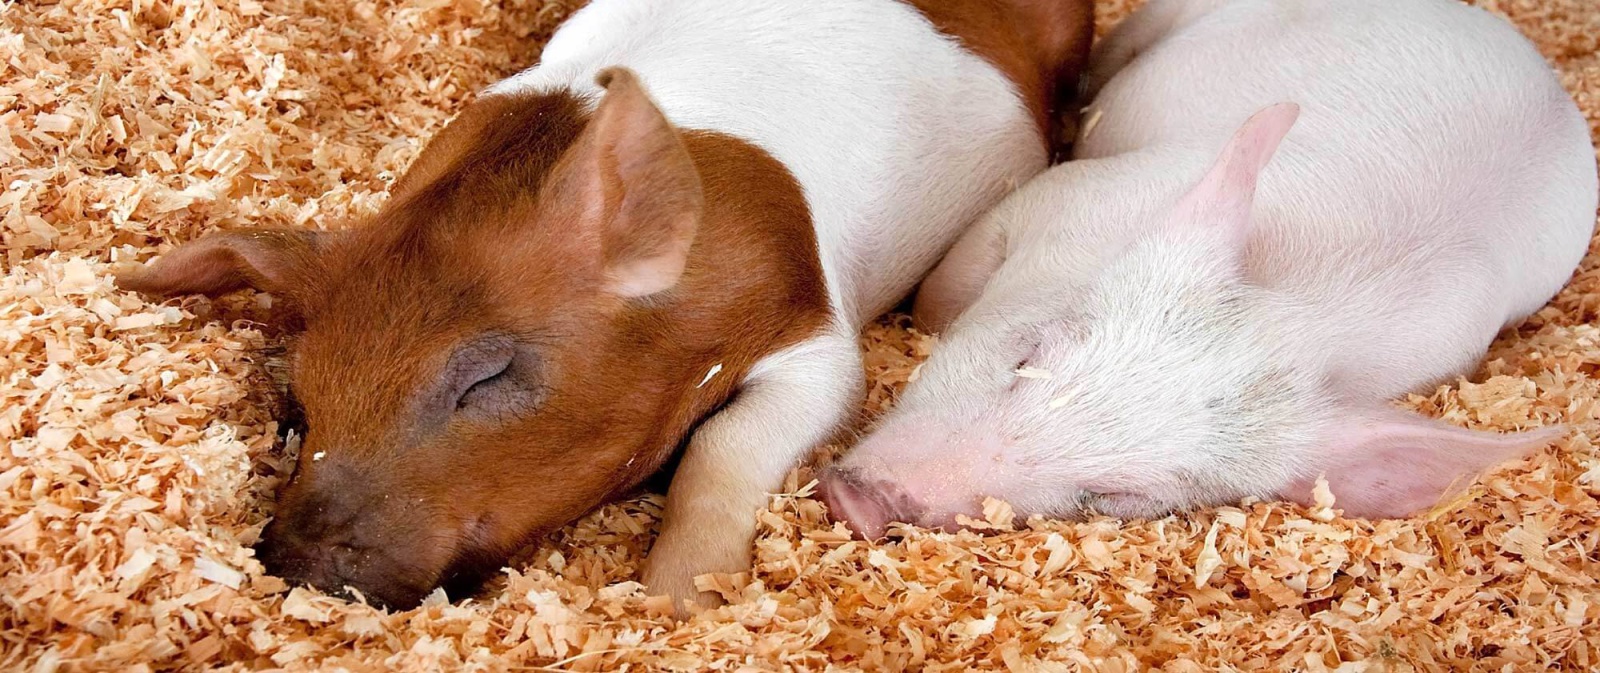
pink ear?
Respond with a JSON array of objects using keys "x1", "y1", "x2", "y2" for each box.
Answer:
[
  {"x1": 542, "y1": 67, "x2": 703, "y2": 298},
  {"x1": 1168, "y1": 103, "x2": 1300, "y2": 246},
  {"x1": 1281, "y1": 407, "x2": 1563, "y2": 518}
]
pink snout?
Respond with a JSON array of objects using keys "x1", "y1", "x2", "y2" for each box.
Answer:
[{"x1": 816, "y1": 466, "x2": 932, "y2": 541}]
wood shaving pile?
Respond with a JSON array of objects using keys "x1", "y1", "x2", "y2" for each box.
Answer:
[{"x1": 3, "y1": 0, "x2": 1598, "y2": 669}]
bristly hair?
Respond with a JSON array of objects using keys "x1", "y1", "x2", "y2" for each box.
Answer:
[{"x1": 372, "y1": 90, "x2": 592, "y2": 261}]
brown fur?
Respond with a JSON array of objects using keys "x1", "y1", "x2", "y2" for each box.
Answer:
[
  {"x1": 905, "y1": 0, "x2": 1096, "y2": 148},
  {"x1": 118, "y1": 78, "x2": 829, "y2": 608}
]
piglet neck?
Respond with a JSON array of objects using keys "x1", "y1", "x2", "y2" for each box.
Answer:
[{"x1": 599, "y1": 129, "x2": 833, "y2": 488}]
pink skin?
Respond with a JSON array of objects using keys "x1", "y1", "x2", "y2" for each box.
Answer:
[
  {"x1": 819, "y1": 0, "x2": 1595, "y2": 538},
  {"x1": 819, "y1": 101, "x2": 1572, "y2": 538},
  {"x1": 817, "y1": 418, "x2": 1008, "y2": 539},
  {"x1": 814, "y1": 469, "x2": 908, "y2": 541}
]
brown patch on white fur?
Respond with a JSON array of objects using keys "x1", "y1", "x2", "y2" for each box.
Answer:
[
  {"x1": 904, "y1": 0, "x2": 1095, "y2": 147},
  {"x1": 115, "y1": 69, "x2": 830, "y2": 608}
]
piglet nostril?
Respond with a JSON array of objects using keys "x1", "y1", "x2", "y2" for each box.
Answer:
[
  {"x1": 254, "y1": 522, "x2": 436, "y2": 611},
  {"x1": 254, "y1": 527, "x2": 289, "y2": 572},
  {"x1": 255, "y1": 531, "x2": 315, "y2": 583},
  {"x1": 255, "y1": 522, "x2": 348, "y2": 591},
  {"x1": 816, "y1": 467, "x2": 909, "y2": 541}
]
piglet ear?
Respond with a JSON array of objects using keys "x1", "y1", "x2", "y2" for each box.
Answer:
[
  {"x1": 544, "y1": 67, "x2": 703, "y2": 298},
  {"x1": 115, "y1": 228, "x2": 327, "y2": 303},
  {"x1": 1281, "y1": 406, "x2": 1563, "y2": 519},
  {"x1": 1168, "y1": 103, "x2": 1300, "y2": 247}
]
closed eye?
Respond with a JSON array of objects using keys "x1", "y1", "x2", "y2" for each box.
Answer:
[
  {"x1": 457, "y1": 363, "x2": 511, "y2": 411},
  {"x1": 444, "y1": 335, "x2": 544, "y2": 421}
]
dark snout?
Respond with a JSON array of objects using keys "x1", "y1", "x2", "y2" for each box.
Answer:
[
  {"x1": 815, "y1": 466, "x2": 928, "y2": 541},
  {"x1": 254, "y1": 462, "x2": 455, "y2": 610},
  {"x1": 256, "y1": 522, "x2": 440, "y2": 609}
]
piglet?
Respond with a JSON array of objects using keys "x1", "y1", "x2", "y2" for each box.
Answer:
[
  {"x1": 819, "y1": 0, "x2": 1598, "y2": 539},
  {"x1": 114, "y1": 0, "x2": 1095, "y2": 610}
]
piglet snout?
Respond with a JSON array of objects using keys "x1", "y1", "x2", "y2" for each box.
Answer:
[
  {"x1": 254, "y1": 462, "x2": 446, "y2": 610},
  {"x1": 816, "y1": 467, "x2": 924, "y2": 541},
  {"x1": 255, "y1": 519, "x2": 427, "y2": 610},
  {"x1": 257, "y1": 523, "x2": 359, "y2": 596}
]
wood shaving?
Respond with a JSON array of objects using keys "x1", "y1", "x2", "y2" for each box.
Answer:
[
  {"x1": 695, "y1": 363, "x2": 723, "y2": 389},
  {"x1": 3, "y1": 0, "x2": 1599, "y2": 670},
  {"x1": 1080, "y1": 109, "x2": 1105, "y2": 140}
]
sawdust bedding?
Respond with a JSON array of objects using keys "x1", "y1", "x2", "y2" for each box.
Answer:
[{"x1": 2, "y1": 0, "x2": 1598, "y2": 670}]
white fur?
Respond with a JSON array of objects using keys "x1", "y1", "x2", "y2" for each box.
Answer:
[
  {"x1": 641, "y1": 329, "x2": 863, "y2": 607},
  {"x1": 832, "y1": 0, "x2": 1596, "y2": 525},
  {"x1": 490, "y1": 0, "x2": 1044, "y2": 326},
  {"x1": 488, "y1": 0, "x2": 1046, "y2": 607}
]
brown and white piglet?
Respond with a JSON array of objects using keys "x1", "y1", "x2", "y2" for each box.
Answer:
[{"x1": 117, "y1": 0, "x2": 1095, "y2": 611}]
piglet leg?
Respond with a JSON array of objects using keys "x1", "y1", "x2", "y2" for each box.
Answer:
[
  {"x1": 913, "y1": 213, "x2": 1008, "y2": 334},
  {"x1": 641, "y1": 329, "x2": 863, "y2": 614}
]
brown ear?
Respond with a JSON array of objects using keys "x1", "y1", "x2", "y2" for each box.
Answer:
[
  {"x1": 115, "y1": 228, "x2": 327, "y2": 303},
  {"x1": 543, "y1": 67, "x2": 704, "y2": 298}
]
